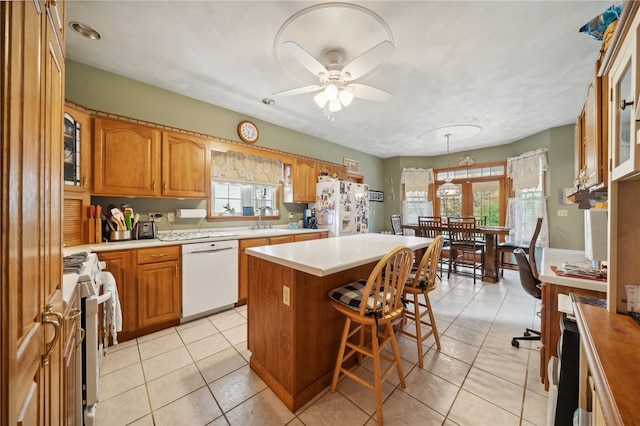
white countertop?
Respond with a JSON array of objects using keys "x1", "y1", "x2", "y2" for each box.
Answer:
[
  {"x1": 62, "y1": 227, "x2": 328, "y2": 256},
  {"x1": 246, "y1": 233, "x2": 432, "y2": 277},
  {"x1": 539, "y1": 248, "x2": 607, "y2": 292}
]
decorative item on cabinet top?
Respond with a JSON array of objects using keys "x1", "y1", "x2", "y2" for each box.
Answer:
[{"x1": 343, "y1": 157, "x2": 359, "y2": 173}]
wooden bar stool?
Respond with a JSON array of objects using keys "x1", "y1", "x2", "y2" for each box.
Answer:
[
  {"x1": 327, "y1": 246, "x2": 414, "y2": 426},
  {"x1": 394, "y1": 236, "x2": 444, "y2": 367}
]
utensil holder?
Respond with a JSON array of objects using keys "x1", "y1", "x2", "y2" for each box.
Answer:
[{"x1": 110, "y1": 230, "x2": 131, "y2": 241}]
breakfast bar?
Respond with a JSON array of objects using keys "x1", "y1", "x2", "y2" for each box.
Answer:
[{"x1": 246, "y1": 233, "x2": 431, "y2": 412}]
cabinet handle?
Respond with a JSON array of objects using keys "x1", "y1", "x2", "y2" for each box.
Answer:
[
  {"x1": 152, "y1": 181, "x2": 156, "y2": 192},
  {"x1": 67, "y1": 307, "x2": 81, "y2": 320},
  {"x1": 619, "y1": 99, "x2": 634, "y2": 110},
  {"x1": 83, "y1": 175, "x2": 88, "y2": 188},
  {"x1": 41, "y1": 303, "x2": 63, "y2": 366},
  {"x1": 150, "y1": 253, "x2": 168, "y2": 258},
  {"x1": 175, "y1": 265, "x2": 178, "y2": 277},
  {"x1": 163, "y1": 181, "x2": 167, "y2": 193},
  {"x1": 75, "y1": 327, "x2": 85, "y2": 351}
]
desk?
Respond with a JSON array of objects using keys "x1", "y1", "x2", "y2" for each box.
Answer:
[
  {"x1": 246, "y1": 233, "x2": 431, "y2": 412},
  {"x1": 574, "y1": 299, "x2": 640, "y2": 425},
  {"x1": 538, "y1": 248, "x2": 607, "y2": 390},
  {"x1": 401, "y1": 224, "x2": 510, "y2": 283}
]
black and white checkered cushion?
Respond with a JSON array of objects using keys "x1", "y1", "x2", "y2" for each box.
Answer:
[{"x1": 328, "y1": 279, "x2": 395, "y2": 313}]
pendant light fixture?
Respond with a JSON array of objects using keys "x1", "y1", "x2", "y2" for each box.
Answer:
[{"x1": 436, "y1": 133, "x2": 461, "y2": 198}]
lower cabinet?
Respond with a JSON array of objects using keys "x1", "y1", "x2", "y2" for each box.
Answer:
[
  {"x1": 238, "y1": 233, "x2": 325, "y2": 305},
  {"x1": 98, "y1": 245, "x2": 181, "y2": 341},
  {"x1": 63, "y1": 286, "x2": 81, "y2": 426}
]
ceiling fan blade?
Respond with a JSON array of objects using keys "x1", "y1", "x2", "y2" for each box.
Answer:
[
  {"x1": 341, "y1": 40, "x2": 394, "y2": 81},
  {"x1": 282, "y1": 41, "x2": 327, "y2": 77},
  {"x1": 272, "y1": 85, "x2": 323, "y2": 97},
  {"x1": 350, "y1": 84, "x2": 392, "y2": 102}
]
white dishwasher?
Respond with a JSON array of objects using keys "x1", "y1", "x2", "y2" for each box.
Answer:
[{"x1": 181, "y1": 239, "x2": 239, "y2": 322}]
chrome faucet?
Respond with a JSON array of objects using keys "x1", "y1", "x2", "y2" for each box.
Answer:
[{"x1": 255, "y1": 207, "x2": 270, "y2": 229}]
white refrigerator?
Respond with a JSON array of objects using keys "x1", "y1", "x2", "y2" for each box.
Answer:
[{"x1": 315, "y1": 180, "x2": 369, "y2": 237}]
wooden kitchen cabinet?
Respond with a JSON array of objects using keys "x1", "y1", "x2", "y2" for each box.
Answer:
[
  {"x1": 98, "y1": 247, "x2": 181, "y2": 340},
  {"x1": 136, "y1": 246, "x2": 181, "y2": 329},
  {"x1": 161, "y1": 131, "x2": 210, "y2": 198},
  {"x1": 576, "y1": 62, "x2": 608, "y2": 187},
  {"x1": 292, "y1": 157, "x2": 317, "y2": 203},
  {"x1": 63, "y1": 287, "x2": 81, "y2": 426},
  {"x1": 93, "y1": 117, "x2": 162, "y2": 197},
  {"x1": 98, "y1": 250, "x2": 136, "y2": 336},
  {"x1": 238, "y1": 238, "x2": 270, "y2": 305}
]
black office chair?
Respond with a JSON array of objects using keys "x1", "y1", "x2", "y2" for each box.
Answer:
[{"x1": 511, "y1": 248, "x2": 541, "y2": 348}]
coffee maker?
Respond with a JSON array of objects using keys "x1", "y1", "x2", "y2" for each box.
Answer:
[{"x1": 303, "y1": 208, "x2": 318, "y2": 229}]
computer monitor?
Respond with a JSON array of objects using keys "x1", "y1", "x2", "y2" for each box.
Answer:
[{"x1": 584, "y1": 209, "x2": 607, "y2": 265}]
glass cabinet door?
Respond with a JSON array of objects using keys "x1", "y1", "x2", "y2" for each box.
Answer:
[{"x1": 63, "y1": 112, "x2": 81, "y2": 187}]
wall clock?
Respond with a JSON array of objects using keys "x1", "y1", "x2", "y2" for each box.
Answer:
[{"x1": 237, "y1": 120, "x2": 259, "y2": 144}]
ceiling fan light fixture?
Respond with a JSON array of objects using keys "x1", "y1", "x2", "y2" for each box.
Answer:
[
  {"x1": 328, "y1": 98, "x2": 342, "y2": 112},
  {"x1": 339, "y1": 89, "x2": 354, "y2": 106},
  {"x1": 324, "y1": 83, "x2": 339, "y2": 100},
  {"x1": 313, "y1": 92, "x2": 328, "y2": 108}
]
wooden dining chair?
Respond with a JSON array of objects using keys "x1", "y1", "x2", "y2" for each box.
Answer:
[
  {"x1": 327, "y1": 246, "x2": 414, "y2": 426},
  {"x1": 395, "y1": 236, "x2": 444, "y2": 367},
  {"x1": 447, "y1": 217, "x2": 484, "y2": 284},
  {"x1": 417, "y1": 216, "x2": 446, "y2": 275}
]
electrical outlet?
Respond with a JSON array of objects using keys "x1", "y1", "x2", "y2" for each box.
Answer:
[
  {"x1": 167, "y1": 212, "x2": 175, "y2": 223},
  {"x1": 283, "y1": 285, "x2": 290, "y2": 306},
  {"x1": 148, "y1": 212, "x2": 160, "y2": 222},
  {"x1": 558, "y1": 209, "x2": 568, "y2": 217},
  {"x1": 288, "y1": 212, "x2": 294, "y2": 220}
]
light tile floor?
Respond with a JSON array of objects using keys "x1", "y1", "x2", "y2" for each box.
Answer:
[{"x1": 96, "y1": 269, "x2": 547, "y2": 426}]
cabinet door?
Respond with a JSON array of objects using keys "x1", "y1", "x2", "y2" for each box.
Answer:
[
  {"x1": 98, "y1": 251, "x2": 136, "y2": 334},
  {"x1": 238, "y1": 238, "x2": 270, "y2": 304},
  {"x1": 270, "y1": 235, "x2": 295, "y2": 245},
  {"x1": 610, "y1": 32, "x2": 639, "y2": 181},
  {"x1": 582, "y1": 78, "x2": 605, "y2": 186},
  {"x1": 64, "y1": 104, "x2": 92, "y2": 193},
  {"x1": 162, "y1": 132, "x2": 210, "y2": 198},
  {"x1": 333, "y1": 165, "x2": 348, "y2": 180},
  {"x1": 294, "y1": 232, "x2": 320, "y2": 242},
  {"x1": 137, "y1": 260, "x2": 181, "y2": 328},
  {"x1": 93, "y1": 117, "x2": 161, "y2": 196},
  {"x1": 293, "y1": 157, "x2": 317, "y2": 203}
]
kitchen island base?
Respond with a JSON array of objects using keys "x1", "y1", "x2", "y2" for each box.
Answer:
[{"x1": 248, "y1": 256, "x2": 379, "y2": 412}]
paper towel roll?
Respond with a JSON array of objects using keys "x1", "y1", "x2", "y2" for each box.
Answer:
[{"x1": 175, "y1": 208, "x2": 207, "y2": 219}]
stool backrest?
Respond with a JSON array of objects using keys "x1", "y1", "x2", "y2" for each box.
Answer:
[{"x1": 410, "y1": 236, "x2": 444, "y2": 292}]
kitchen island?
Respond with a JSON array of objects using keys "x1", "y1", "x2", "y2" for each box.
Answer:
[{"x1": 246, "y1": 233, "x2": 432, "y2": 412}]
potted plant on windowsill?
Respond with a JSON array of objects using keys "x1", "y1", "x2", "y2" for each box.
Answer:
[{"x1": 222, "y1": 203, "x2": 236, "y2": 216}]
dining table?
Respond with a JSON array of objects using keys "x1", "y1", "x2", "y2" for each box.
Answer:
[{"x1": 401, "y1": 223, "x2": 511, "y2": 283}]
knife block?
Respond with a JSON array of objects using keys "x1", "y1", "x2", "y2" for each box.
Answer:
[{"x1": 85, "y1": 218, "x2": 102, "y2": 243}]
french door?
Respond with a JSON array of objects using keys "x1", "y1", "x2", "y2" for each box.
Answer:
[{"x1": 435, "y1": 178, "x2": 506, "y2": 226}]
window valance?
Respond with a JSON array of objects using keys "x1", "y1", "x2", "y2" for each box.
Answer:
[
  {"x1": 211, "y1": 150, "x2": 283, "y2": 186},
  {"x1": 507, "y1": 148, "x2": 548, "y2": 190},
  {"x1": 401, "y1": 168, "x2": 434, "y2": 186}
]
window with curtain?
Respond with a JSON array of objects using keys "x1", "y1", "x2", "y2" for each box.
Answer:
[
  {"x1": 210, "y1": 150, "x2": 283, "y2": 217},
  {"x1": 505, "y1": 148, "x2": 549, "y2": 247},
  {"x1": 401, "y1": 168, "x2": 434, "y2": 226}
]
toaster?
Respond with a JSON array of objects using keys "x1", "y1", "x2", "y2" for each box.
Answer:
[{"x1": 134, "y1": 221, "x2": 157, "y2": 239}]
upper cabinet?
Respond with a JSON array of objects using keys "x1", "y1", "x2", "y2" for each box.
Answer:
[
  {"x1": 93, "y1": 118, "x2": 209, "y2": 198},
  {"x1": 576, "y1": 61, "x2": 609, "y2": 187},
  {"x1": 291, "y1": 157, "x2": 317, "y2": 203},
  {"x1": 64, "y1": 104, "x2": 92, "y2": 193},
  {"x1": 609, "y1": 17, "x2": 640, "y2": 181},
  {"x1": 161, "y1": 132, "x2": 210, "y2": 198},
  {"x1": 93, "y1": 117, "x2": 161, "y2": 197}
]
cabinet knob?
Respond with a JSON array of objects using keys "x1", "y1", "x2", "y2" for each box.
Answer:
[{"x1": 619, "y1": 99, "x2": 634, "y2": 110}]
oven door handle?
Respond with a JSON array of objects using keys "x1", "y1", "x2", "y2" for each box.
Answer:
[{"x1": 188, "y1": 247, "x2": 234, "y2": 254}]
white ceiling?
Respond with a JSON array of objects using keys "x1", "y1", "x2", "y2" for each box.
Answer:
[{"x1": 65, "y1": 1, "x2": 612, "y2": 158}]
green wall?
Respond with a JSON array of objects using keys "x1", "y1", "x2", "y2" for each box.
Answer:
[{"x1": 66, "y1": 60, "x2": 584, "y2": 248}]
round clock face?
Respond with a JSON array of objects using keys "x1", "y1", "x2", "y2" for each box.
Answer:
[{"x1": 238, "y1": 120, "x2": 259, "y2": 144}]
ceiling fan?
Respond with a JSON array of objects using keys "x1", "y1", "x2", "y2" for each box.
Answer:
[{"x1": 273, "y1": 40, "x2": 394, "y2": 119}]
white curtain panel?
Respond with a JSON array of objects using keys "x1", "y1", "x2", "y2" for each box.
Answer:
[
  {"x1": 507, "y1": 148, "x2": 548, "y2": 190},
  {"x1": 401, "y1": 167, "x2": 434, "y2": 186},
  {"x1": 402, "y1": 201, "x2": 433, "y2": 227},
  {"x1": 506, "y1": 197, "x2": 549, "y2": 248}
]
